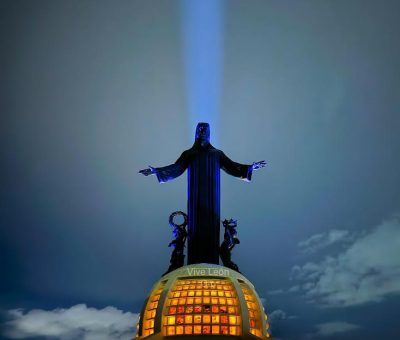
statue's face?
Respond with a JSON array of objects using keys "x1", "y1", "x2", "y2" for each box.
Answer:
[{"x1": 195, "y1": 123, "x2": 210, "y2": 143}]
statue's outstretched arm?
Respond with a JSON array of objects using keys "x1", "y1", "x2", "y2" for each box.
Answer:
[
  {"x1": 139, "y1": 151, "x2": 190, "y2": 183},
  {"x1": 138, "y1": 166, "x2": 157, "y2": 176},
  {"x1": 252, "y1": 160, "x2": 266, "y2": 171},
  {"x1": 220, "y1": 152, "x2": 253, "y2": 181}
]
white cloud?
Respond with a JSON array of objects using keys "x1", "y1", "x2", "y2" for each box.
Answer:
[
  {"x1": 288, "y1": 285, "x2": 300, "y2": 293},
  {"x1": 298, "y1": 229, "x2": 353, "y2": 254},
  {"x1": 3, "y1": 304, "x2": 139, "y2": 340},
  {"x1": 268, "y1": 309, "x2": 297, "y2": 327},
  {"x1": 313, "y1": 321, "x2": 361, "y2": 337},
  {"x1": 293, "y1": 217, "x2": 400, "y2": 307},
  {"x1": 268, "y1": 309, "x2": 287, "y2": 325}
]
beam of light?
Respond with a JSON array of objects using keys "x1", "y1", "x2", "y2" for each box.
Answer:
[{"x1": 180, "y1": 0, "x2": 225, "y2": 145}]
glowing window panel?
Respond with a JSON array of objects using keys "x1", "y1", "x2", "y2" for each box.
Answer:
[
  {"x1": 167, "y1": 326, "x2": 175, "y2": 336},
  {"x1": 185, "y1": 325, "x2": 192, "y2": 334},
  {"x1": 230, "y1": 326, "x2": 238, "y2": 335},
  {"x1": 176, "y1": 326, "x2": 184, "y2": 335},
  {"x1": 239, "y1": 281, "x2": 264, "y2": 339},
  {"x1": 212, "y1": 325, "x2": 220, "y2": 334},
  {"x1": 194, "y1": 325, "x2": 202, "y2": 334},
  {"x1": 141, "y1": 282, "x2": 166, "y2": 338},
  {"x1": 163, "y1": 278, "x2": 241, "y2": 336}
]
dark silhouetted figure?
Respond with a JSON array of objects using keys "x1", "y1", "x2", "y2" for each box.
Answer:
[
  {"x1": 164, "y1": 211, "x2": 188, "y2": 276},
  {"x1": 140, "y1": 122, "x2": 266, "y2": 265},
  {"x1": 220, "y1": 219, "x2": 240, "y2": 272}
]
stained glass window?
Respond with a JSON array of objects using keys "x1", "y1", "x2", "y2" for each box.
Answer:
[
  {"x1": 239, "y1": 282, "x2": 265, "y2": 338},
  {"x1": 141, "y1": 282, "x2": 166, "y2": 337},
  {"x1": 163, "y1": 279, "x2": 241, "y2": 336}
]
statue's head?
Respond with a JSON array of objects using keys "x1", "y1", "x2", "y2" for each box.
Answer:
[{"x1": 195, "y1": 122, "x2": 210, "y2": 143}]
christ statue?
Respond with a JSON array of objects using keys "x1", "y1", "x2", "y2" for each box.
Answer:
[{"x1": 139, "y1": 122, "x2": 265, "y2": 265}]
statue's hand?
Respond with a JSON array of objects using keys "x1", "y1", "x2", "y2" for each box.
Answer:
[
  {"x1": 252, "y1": 160, "x2": 266, "y2": 171},
  {"x1": 139, "y1": 166, "x2": 157, "y2": 176}
]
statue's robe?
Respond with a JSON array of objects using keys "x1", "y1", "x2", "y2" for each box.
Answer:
[{"x1": 156, "y1": 142, "x2": 252, "y2": 265}]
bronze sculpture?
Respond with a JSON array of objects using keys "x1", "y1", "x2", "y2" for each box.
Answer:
[
  {"x1": 163, "y1": 211, "x2": 188, "y2": 275},
  {"x1": 220, "y1": 218, "x2": 240, "y2": 272}
]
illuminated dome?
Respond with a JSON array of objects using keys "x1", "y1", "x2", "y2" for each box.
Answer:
[{"x1": 136, "y1": 264, "x2": 271, "y2": 340}]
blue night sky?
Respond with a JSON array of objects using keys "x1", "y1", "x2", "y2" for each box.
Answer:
[{"x1": 1, "y1": 1, "x2": 400, "y2": 339}]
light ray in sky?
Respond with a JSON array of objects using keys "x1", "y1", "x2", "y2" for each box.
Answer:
[{"x1": 181, "y1": 0, "x2": 225, "y2": 144}]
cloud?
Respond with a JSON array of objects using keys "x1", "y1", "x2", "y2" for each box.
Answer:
[
  {"x1": 288, "y1": 285, "x2": 300, "y2": 293},
  {"x1": 293, "y1": 217, "x2": 400, "y2": 307},
  {"x1": 267, "y1": 289, "x2": 285, "y2": 296},
  {"x1": 3, "y1": 304, "x2": 138, "y2": 340},
  {"x1": 268, "y1": 309, "x2": 297, "y2": 327},
  {"x1": 310, "y1": 321, "x2": 361, "y2": 337},
  {"x1": 268, "y1": 309, "x2": 287, "y2": 325},
  {"x1": 298, "y1": 229, "x2": 354, "y2": 254}
]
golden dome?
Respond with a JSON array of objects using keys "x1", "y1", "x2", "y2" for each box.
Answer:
[{"x1": 135, "y1": 264, "x2": 272, "y2": 340}]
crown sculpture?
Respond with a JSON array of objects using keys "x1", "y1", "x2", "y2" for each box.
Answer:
[{"x1": 137, "y1": 123, "x2": 271, "y2": 339}]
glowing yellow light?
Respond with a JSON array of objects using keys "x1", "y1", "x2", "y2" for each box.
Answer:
[
  {"x1": 212, "y1": 315, "x2": 220, "y2": 323},
  {"x1": 193, "y1": 315, "x2": 201, "y2": 324},
  {"x1": 163, "y1": 278, "x2": 242, "y2": 337},
  {"x1": 212, "y1": 325, "x2": 220, "y2": 334},
  {"x1": 176, "y1": 326, "x2": 183, "y2": 335},
  {"x1": 167, "y1": 326, "x2": 175, "y2": 335},
  {"x1": 167, "y1": 316, "x2": 175, "y2": 325},
  {"x1": 184, "y1": 325, "x2": 192, "y2": 334},
  {"x1": 229, "y1": 316, "x2": 237, "y2": 324}
]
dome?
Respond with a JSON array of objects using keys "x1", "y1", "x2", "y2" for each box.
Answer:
[{"x1": 135, "y1": 264, "x2": 271, "y2": 340}]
